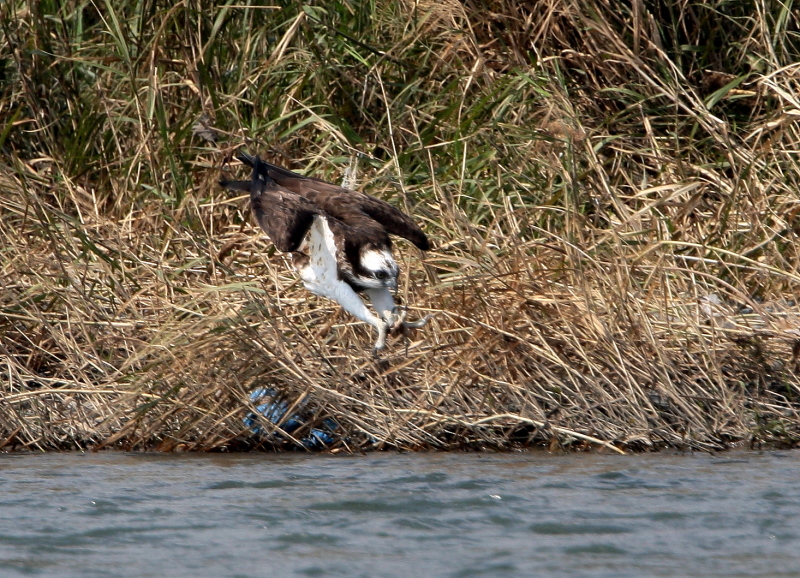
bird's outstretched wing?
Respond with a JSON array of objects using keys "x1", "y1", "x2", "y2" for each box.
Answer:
[
  {"x1": 236, "y1": 152, "x2": 430, "y2": 251},
  {"x1": 220, "y1": 155, "x2": 320, "y2": 253}
]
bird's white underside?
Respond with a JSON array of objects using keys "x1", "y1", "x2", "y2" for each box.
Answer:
[{"x1": 297, "y1": 216, "x2": 395, "y2": 347}]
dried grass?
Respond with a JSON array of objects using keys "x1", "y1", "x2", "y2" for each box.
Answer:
[{"x1": 2, "y1": 0, "x2": 800, "y2": 452}]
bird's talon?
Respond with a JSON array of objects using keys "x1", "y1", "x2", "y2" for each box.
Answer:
[
  {"x1": 401, "y1": 314, "x2": 433, "y2": 329},
  {"x1": 373, "y1": 320, "x2": 389, "y2": 352}
]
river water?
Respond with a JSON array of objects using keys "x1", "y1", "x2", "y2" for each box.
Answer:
[{"x1": 1, "y1": 450, "x2": 798, "y2": 577}]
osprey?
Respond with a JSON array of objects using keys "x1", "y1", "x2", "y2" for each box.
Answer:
[{"x1": 220, "y1": 152, "x2": 431, "y2": 351}]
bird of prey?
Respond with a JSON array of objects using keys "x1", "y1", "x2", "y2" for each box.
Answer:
[{"x1": 220, "y1": 152, "x2": 431, "y2": 351}]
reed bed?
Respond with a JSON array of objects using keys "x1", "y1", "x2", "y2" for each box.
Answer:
[{"x1": 2, "y1": 0, "x2": 800, "y2": 452}]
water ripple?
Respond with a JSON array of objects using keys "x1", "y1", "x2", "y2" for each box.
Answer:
[{"x1": 0, "y1": 451, "x2": 798, "y2": 577}]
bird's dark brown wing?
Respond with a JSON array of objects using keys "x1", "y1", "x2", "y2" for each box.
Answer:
[
  {"x1": 236, "y1": 152, "x2": 430, "y2": 251},
  {"x1": 220, "y1": 157, "x2": 320, "y2": 253}
]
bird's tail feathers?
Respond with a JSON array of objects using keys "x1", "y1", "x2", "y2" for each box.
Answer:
[
  {"x1": 218, "y1": 179, "x2": 251, "y2": 192},
  {"x1": 236, "y1": 151, "x2": 258, "y2": 168},
  {"x1": 220, "y1": 151, "x2": 262, "y2": 194},
  {"x1": 221, "y1": 152, "x2": 279, "y2": 200},
  {"x1": 236, "y1": 151, "x2": 279, "y2": 193}
]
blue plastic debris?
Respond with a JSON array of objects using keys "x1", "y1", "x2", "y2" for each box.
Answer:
[{"x1": 244, "y1": 388, "x2": 337, "y2": 449}]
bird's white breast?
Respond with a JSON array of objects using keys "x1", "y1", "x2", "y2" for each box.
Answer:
[
  {"x1": 297, "y1": 216, "x2": 338, "y2": 288},
  {"x1": 296, "y1": 217, "x2": 367, "y2": 317}
]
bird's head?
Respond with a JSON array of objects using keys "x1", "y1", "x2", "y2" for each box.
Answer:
[{"x1": 355, "y1": 246, "x2": 400, "y2": 292}]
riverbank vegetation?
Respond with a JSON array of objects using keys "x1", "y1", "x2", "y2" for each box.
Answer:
[{"x1": 2, "y1": 0, "x2": 800, "y2": 452}]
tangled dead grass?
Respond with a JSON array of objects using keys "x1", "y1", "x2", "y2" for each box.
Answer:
[{"x1": 2, "y1": 0, "x2": 800, "y2": 452}]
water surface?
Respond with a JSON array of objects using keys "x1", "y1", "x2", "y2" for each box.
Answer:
[{"x1": 1, "y1": 450, "x2": 798, "y2": 577}]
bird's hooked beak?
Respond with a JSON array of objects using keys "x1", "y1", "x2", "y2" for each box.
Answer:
[{"x1": 387, "y1": 278, "x2": 398, "y2": 293}]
